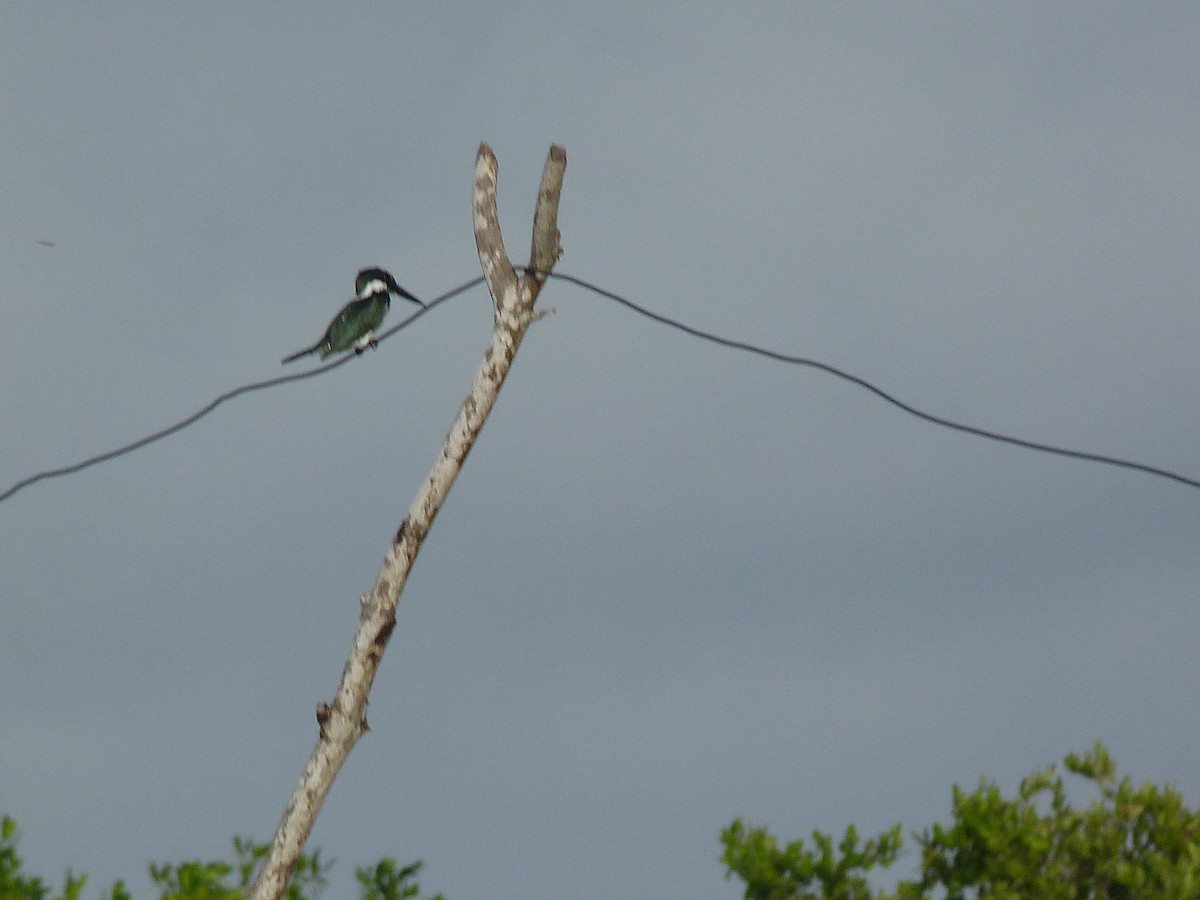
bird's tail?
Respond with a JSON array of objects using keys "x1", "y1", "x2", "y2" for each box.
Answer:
[{"x1": 281, "y1": 342, "x2": 320, "y2": 364}]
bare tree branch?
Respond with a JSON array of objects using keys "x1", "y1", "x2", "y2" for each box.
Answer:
[
  {"x1": 249, "y1": 142, "x2": 566, "y2": 900},
  {"x1": 529, "y1": 144, "x2": 566, "y2": 286}
]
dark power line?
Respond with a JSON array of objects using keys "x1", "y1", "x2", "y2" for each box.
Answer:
[
  {"x1": 548, "y1": 272, "x2": 1200, "y2": 492},
  {"x1": 0, "y1": 277, "x2": 482, "y2": 504},
  {"x1": 1, "y1": 271, "x2": 1197, "y2": 505}
]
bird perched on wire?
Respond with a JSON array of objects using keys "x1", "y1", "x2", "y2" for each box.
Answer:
[{"x1": 282, "y1": 268, "x2": 424, "y2": 364}]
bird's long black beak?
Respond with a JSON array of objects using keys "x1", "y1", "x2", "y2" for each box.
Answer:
[{"x1": 387, "y1": 276, "x2": 425, "y2": 308}]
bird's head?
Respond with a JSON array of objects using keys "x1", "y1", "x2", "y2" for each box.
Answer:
[
  {"x1": 355, "y1": 267, "x2": 424, "y2": 307},
  {"x1": 355, "y1": 267, "x2": 394, "y2": 298}
]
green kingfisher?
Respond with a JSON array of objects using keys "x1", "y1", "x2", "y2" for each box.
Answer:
[{"x1": 281, "y1": 267, "x2": 424, "y2": 364}]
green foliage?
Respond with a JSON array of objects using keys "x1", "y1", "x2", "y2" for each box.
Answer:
[
  {"x1": 722, "y1": 742, "x2": 1200, "y2": 900},
  {"x1": 354, "y1": 859, "x2": 444, "y2": 900},
  {"x1": 720, "y1": 818, "x2": 902, "y2": 899},
  {"x1": 912, "y1": 742, "x2": 1200, "y2": 899},
  {"x1": 0, "y1": 815, "x2": 88, "y2": 900},
  {"x1": 0, "y1": 815, "x2": 442, "y2": 900}
]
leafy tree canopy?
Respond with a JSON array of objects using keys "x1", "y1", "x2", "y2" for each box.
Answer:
[
  {"x1": 721, "y1": 742, "x2": 1200, "y2": 900},
  {"x1": 0, "y1": 816, "x2": 443, "y2": 900}
]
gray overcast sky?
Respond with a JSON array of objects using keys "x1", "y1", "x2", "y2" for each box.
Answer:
[{"x1": 2, "y1": 4, "x2": 1198, "y2": 898}]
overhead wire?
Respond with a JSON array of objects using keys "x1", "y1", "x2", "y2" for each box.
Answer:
[
  {"x1": 549, "y1": 272, "x2": 1200, "y2": 491},
  {"x1": 0, "y1": 277, "x2": 482, "y2": 504},
  {"x1": 1, "y1": 270, "x2": 1196, "y2": 505}
]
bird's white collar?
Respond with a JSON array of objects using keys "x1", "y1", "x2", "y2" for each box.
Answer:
[{"x1": 359, "y1": 278, "x2": 388, "y2": 298}]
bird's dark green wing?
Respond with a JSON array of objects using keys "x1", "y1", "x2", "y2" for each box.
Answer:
[{"x1": 320, "y1": 295, "x2": 388, "y2": 355}]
